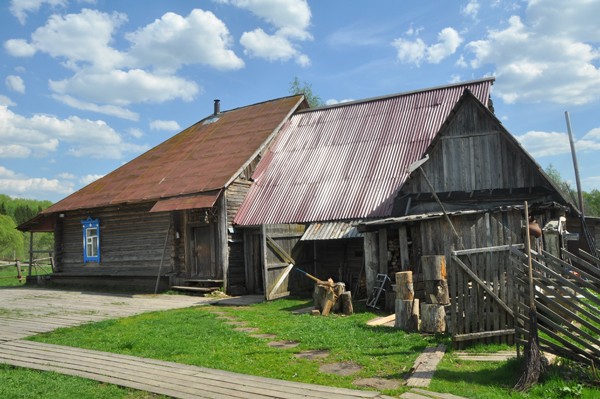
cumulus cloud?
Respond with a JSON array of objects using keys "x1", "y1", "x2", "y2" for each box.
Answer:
[
  {"x1": 149, "y1": 120, "x2": 181, "y2": 131},
  {"x1": 462, "y1": 0, "x2": 480, "y2": 19},
  {"x1": 221, "y1": 0, "x2": 312, "y2": 66},
  {"x1": 465, "y1": 0, "x2": 600, "y2": 105},
  {"x1": 127, "y1": 128, "x2": 143, "y2": 138},
  {"x1": 9, "y1": 0, "x2": 67, "y2": 25},
  {"x1": 0, "y1": 95, "x2": 16, "y2": 107},
  {"x1": 392, "y1": 27, "x2": 462, "y2": 65},
  {"x1": 5, "y1": 75, "x2": 25, "y2": 93},
  {"x1": 515, "y1": 128, "x2": 600, "y2": 157},
  {"x1": 0, "y1": 105, "x2": 146, "y2": 160},
  {"x1": 126, "y1": 9, "x2": 244, "y2": 71},
  {"x1": 4, "y1": 8, "x2": 241, "y2": 119},
  {"x1": 0, "y1": 166, "x2": 74, "y2": 197},
  {"x1": 79, "y1": 174, "x2": 104, "y2": 185}
]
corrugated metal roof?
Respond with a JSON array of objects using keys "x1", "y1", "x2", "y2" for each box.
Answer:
[
  {"x1": 149, "y1": 190, "x2": 221, "y2": 213},
  {"x1": 235, "y1": 78, "x2": 494, "y2": 225},
  {"x1": 300, "y1": 220, "x2": 365, "y2": 241},
  {"x1": 42, "y1": 95, "x2": 305, "y2": 214}
]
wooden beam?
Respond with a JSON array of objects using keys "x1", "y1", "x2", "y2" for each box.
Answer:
[
  {"x1": 378, "y1": 228, "x2": 388, "y2": 274},
  {"x1": 268, "y1": 263, "x2": 294, "y2": 300},
  {"x1": 266, "y1": 236, "x2": 295, "y2": 264},
  {"x1": 398, "y1": 225, "x2": 410, "y2": 271},
  {"x1": 453, "y1": 329, "x2": 515, "y2": 342},
  {"x1": 451, "y1": 244, "x2": 523, "y2": 256}
]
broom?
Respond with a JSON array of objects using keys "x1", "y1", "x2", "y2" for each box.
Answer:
[{"x1": 514, "y1": 201, "x2": 545, "y2": 391}]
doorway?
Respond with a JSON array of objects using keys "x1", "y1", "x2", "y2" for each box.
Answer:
[{"x1": 190, "y1": 225, "x2": 218, "y2": 279}]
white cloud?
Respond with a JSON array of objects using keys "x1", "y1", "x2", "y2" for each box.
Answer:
[
  {"x1": 219, "y1": 0, "x2": 311, "y2": 39},
  {"x1": 51, "y1": 94, "x2": 139, "y2": 121},
  {"x1": 325, "y1": 98, "x2": 354, "y2": 106},
  {"x1": 79, "y1": 174, "x2": 104, "y2": 185},
  {"x1": 0, "y1": 95, "x2": 16, "y2": 107},
  {"x1": 221, "y1": 0, "x2": 312, "y2": 65},
  {"x1": 149, "y1": 120, "x2": 181, "y2": 131},
  {"x1": 126, "y1": 9, "x2": 244, "y2": 71},
  {"x1": 49, "y1": 69, "x2": 199, "y2": 106},
  {"x1": 5, "y1": 75, "x2": 26, "y2": 94},
  {"x1": 515, "y1": 129, "x2": 600, "y2": 157},
  {"x1": 0, "y1": 166, "x2": 74, "y2": 197},
  {"x1": 0, "y1": 105, "x2": 146, "y2": 160},
  {"x1": 392, "y1": 27, "x2": 462, "y2": 65},
  {"x1": 9, "y1": 0, "x2": 67, "y2": 25},
  {"x1": 57, "y1": 172, "x2": 75, "y2": 179},
  {"x1": 462, "y1": 0, "x2": 480, "y2": 19},
  {"x1": 465, "y1": 0, "x2": 600, "y2": 105},
  {"x1": 4, "y1": 39, "x2": 37, "y2": 57},
  {"x1": 127, "y1": 128, "x2": 143, "y2": 138}
]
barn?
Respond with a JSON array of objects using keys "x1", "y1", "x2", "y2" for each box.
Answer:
[
  {"x1": 19, "y1": 95, "x2": 307, "y2": 293},
  {"x1": 233, "y1": 78, "x2": 572, "y2": 317}
]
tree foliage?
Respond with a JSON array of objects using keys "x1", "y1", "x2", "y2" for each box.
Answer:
[
  {"x1": 0, "y1": 194, "x2": 53, "y2": 260},
  {"x1": 288, "y1": 76, "x2": 324, "y2": 108},
  {"x1": 544, "y1": 164, "x2": 600, "y2": 216}
]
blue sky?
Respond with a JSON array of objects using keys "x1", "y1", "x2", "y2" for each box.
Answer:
[{"x1": 1, "y1": 0, "x2": 599, "y2": 202}]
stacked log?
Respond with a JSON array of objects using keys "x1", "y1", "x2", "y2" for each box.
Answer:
[
  {"x1": 394, "y1": 271, "x2": 419, "y2": 331},
  {"x1": 420, "y1": 255, "x2": 449, "y2": 333},
  {"x1": 313, "y1": 280, "x2": 353, "y2": 316}
]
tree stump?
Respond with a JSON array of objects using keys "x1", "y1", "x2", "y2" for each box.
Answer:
[
  {"x1": 395, "y1": 298, "x2": 419, "y2": 331},
  {"x1": 424, "y1": 280, "x2": 450, "y2": 305},
  {"x1": 339, "y1": 291, "x2": 354, "y2": 315},
  {"x1": 395, "y1": 271, "x2": 414, "y2": 300},
  {"x1": 421, "y1": 256, "x2": 446, "y2": 281},
  {"x1": 420, "y1": 303, "x2": 446, "y2": 333}
]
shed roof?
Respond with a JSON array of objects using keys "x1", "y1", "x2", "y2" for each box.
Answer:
[
  {"x1": 234, "y1": 78, "x2": 494, "y2": 225},
  {"x1": 42, "y1": 95, "x2": 305, "y2": 214}
]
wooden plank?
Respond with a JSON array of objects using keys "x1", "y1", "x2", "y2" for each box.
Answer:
[
  {"x1": 406, "y1": 345, "x2": 446, "y2": 388},
  {"x1": 409, "y1": 388, "x2": 468, "y2": 399},
  {"x1": 398, "y1": 226, "x2": 410, "y2": 271},
  {"x1": 266, "y1": 236, "x2": 295, "y2": 265},
  {"x1": 378, "y1": 228, "x2": 388, "y2": 274},
  {"x1": 451, "y1": 244, "x2": 523, "y2": 256},
  {"x1": 267, "y1": 263, "x2": 294, "y2": 299},
  {"x1": 366, "y1": 314, "x2": 396, "y2": 326},
  {"x1": 453, "y1": 329, "x2": 515, "y2": 342}
]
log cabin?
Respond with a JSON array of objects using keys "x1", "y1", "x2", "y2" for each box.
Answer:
[{"x1": 19, "y1": 95, "x2": 307, "y2": 293}]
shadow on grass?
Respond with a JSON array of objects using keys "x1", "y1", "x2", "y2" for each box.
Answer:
[{"x1": 434, "y1": 357, "x2": 521, "y2": 388}]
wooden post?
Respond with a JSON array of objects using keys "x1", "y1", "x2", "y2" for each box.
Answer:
[
  {"x1": 378, "y1": 228, "x2": 388, "y2": 274},
  {"x1": 422, "y1": 255, "x2": 447, "y2": 280},
  {"x1": 364, "y1": 232, "x2": 378, "y2": 296},
  {"x1": 398, "y1": 225, "x2": 410, "y2": 271}
]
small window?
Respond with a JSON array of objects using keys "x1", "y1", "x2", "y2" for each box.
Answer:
[{"x1": 81, "y1": 217, "x2": 100, "y2": 263}]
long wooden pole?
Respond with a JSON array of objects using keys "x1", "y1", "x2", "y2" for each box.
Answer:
[
  {"x1": 524, "y1": 201, "x2": 535, "y2": 310},
  {"x1": 565, "y1": 111, "x2": 585, "y2": 214}
]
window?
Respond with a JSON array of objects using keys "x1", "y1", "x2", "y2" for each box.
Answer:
[{"x1": 81, "y1": 217, "x2": 100, "y2": 263}]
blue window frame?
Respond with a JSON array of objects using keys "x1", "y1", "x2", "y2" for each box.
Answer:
[{"x1": 81, "y1": 217, "x2": 100, "y2": 263}]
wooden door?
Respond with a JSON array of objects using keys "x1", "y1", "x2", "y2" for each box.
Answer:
[{"x1": 191, "y1": 225, "x2": 217, "y2": 278}]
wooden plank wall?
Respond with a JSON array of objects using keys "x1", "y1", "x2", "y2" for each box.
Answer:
[
  {"x1": 226, "y1": 179, "x2": 253, "y2": 292},
  {"x1": 402, "y1": 99, "x2": 550, "y2": 195},
  {"x1": 263, "y1": 224, "x2": 306, "y2": 299},
  {"x1": 56, "y1": 203, "x2": 173, "y2": 276}
]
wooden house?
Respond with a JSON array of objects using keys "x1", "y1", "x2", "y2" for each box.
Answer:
[
  {"x1": 234, "y1": 78, "x2": 571, "y2": 303},
  {"x1": 19, "y1": 95, "x2": 307, "y2": 293}
]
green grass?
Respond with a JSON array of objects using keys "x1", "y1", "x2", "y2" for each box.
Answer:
[
  {"x1": 15, "y1": 298, "x2": 600, "y2": 398},
  {"x1": 0, "y1": 364, "x2": 167, "y2": 399},
  {"x1": 0, "y1": 265, "x2": 25, "y2": 287}
]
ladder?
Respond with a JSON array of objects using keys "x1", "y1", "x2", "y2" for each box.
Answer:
[{"x1": 367, "y1": 273, "x2": 390, "y2": 309}]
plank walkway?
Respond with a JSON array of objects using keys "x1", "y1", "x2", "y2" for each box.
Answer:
[
  {"x1": 0, "y1": 340, "x2": 389, "y2": 399},
  {"x1": 406, "y1": 345, "x2": 447, "y2": 388},
  {"x1": 0, "y1": 287, "x2": 391, "y2": 398},
  {"x1": 400, "y1": 388, "x2": 467, "y2": 399}
]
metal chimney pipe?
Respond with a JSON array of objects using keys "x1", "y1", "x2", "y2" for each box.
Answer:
[{"x1": 214, "y1": 99, "x2": 220, "y2": 115}]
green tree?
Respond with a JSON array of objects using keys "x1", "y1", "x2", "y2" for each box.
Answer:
[
  {"x1": 288, "y1": 76, "x2": 324, "y2": 108},
  {"x1": 545, "y1": 164, "x2": 578, "y2": 204},
  {"x1": 583, "y1": 189, "x2": 600, "y2": 217},
  {"x1": 0, "y1": 215, "x2": 24, "y2": 260}
]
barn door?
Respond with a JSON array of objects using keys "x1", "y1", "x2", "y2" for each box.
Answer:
[
  {"x1": 262, "y1": 226, "x2": 296, "y2": 301},
  {"x1": 191, "y1": 225, "x2": 218, "y2": 279}
]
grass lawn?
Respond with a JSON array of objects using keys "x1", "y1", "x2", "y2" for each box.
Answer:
[
  {"x1": 0, "y1": 363, "x2": 166, "y2": 399},
  {"x1": 0, "y1": 264, "x2": 25, "y2": 287},
  {"x1": 23, "y1": 297, "x2": 599, "y2": 398}
]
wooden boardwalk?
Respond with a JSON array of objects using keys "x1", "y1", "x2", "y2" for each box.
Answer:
[{"x1": 0, "y1": 287, "x2": 391, "y2": 398}]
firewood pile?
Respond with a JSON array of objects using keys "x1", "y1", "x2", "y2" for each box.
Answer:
[{"x1": 312, "y1": 278, "x2": 354, "y2": 316}]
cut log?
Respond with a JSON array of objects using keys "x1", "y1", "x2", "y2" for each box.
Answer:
[
  {"x1": 321, "y1": 288, "x2": 335, "y2": 316},
  {"x1": 421, "y1": 255, "x2": 447, "y2": 281},
  {"x1": 332, "y1": 282, "x2": 346, "y2": 313},
  {"x1": 424, "y1": 280, "x2": 450, "y2": 305},
  {"x1": 339, "y1": 291, "x2": 354, "y2": 315},
  {"x1": 395, "y1": 298, "x2": 419, "y2": 332},
  {"x1": 420, "y1": 303, "x2": 446, "y2": 333},
  {"x1": 395, "y1": 271, "x2": 414, "y2": 300}
]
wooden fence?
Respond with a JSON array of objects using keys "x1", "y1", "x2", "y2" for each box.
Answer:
[
  {"x1": 509, "y1": 247, "x2": 600, "y2": 366},
  {"x1": 449, "y1": 245, "x2": 522, "y2": 347}
]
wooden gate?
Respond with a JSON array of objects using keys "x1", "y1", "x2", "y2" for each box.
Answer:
[
  {"x1": 261, "y1": 224, "x2": 305, "y2": 300},
  {"x1": 509, "y1": 247, "x2": 600, "y2": 365},
  {"x1": 450, "y1": 245, "x2": 522, "y2": 346}
]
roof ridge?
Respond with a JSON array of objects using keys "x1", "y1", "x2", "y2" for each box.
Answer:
[{"x1": 298, "y1": 77, "x2": 495, "y2": 113}]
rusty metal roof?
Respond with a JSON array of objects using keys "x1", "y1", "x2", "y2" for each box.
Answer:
[
  {"x1": 149, "y1": 190, "x2": 221, "y2": 213},
  {"x1": 42, "y1": 95, "x2": 305, "y2": 214},
  {"x1": 234, "y1": 78, "x2": 494, "y2": 225}
]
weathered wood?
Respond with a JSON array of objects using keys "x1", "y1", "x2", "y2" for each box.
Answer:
[
  {"x1": 421, "y1": 255, "x2": 446, "y2": 281},
  {"x1": 453, "y1": 329, "x2": 515, "y2": 342},
  {"x1": 451, "y1": 244, "x2": 524, "y2": 256},
  {"x1": 420, "y1": 304, "x2": 446, "y2": 333},
  {"x1": 378, "y1": 228, "x2": 388, "y2": 274},
  {"x1": 395, "y1": 271, "x2": 414, "y2": 300},
  {"x1": 395, "y1": 299, "x2": 419, "y2": 332},
  {"x1": 424, "y1": 280, "x2": 449, "y2": 305},
  {"x1": 398, "y1": 226, "x2": 410, "y2": 271},
  {"x1": 405, "y1": 344, "x2": 446, "y2": 388},
  {"x1": 364, "y1": 232, "x2": 378, "y2": 296},
  {"x1": 339, "y1": 291, "x2": 354, "y2": 315},
  {"x1": 366, "y1": 314, "x2": 395, "y2": 326}
]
